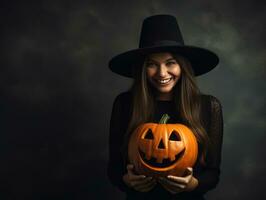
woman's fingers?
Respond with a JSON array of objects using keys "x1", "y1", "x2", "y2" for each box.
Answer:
[
  {"x1": 185, "y1": 167, "x2": 193, "y2": 176},
  {"x1": 134, "y1": 178, "x2": 157, "y2": 192},
  {"x1": 123, "y1": 165, "x2": 145, "y2": 188},
  {"x1": 158, "y1": 168, "x2": 194, "y2": 194},
  {"x1": 125, "y1": 174, "x2": 145, "y2": 188},
  {"x1": 158, "y1": 177, "x2": 186, "y2": 189},
  {"x1": 167, "y1": 175, "x2": 191, "y2": 185},
  {"x1": 131, "y1": 177, "x2": 152, "y2": 186},
  {"x1": 125, "y1": 164, "x2": 156, "y2": 191},
  {"x1": 158, "y1": 179, "x2": 181, "y2": 194},
  {"x1": 131, "y1": 176, "x2": 155, "y2": 187},
  {"x1": 125, "y1": 165, "x2": 194, "y2": 193},
  {"x1": 126, "y1": 164, "x2": 146, "y2": 181},
  {"x1": 126, "y1": 164, "x2": 135, "y2": 175},
  {"x1": 167, "y1": 167, "x2": 193, "y2": 184},
  {"x1": 129, "y1": 174, "x2": 146, "y2": 182}
]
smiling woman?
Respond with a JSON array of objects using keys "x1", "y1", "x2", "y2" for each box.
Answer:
[
  {"x1": 107, "y1": 14, "x2": 223, "y2": 200},
  {"x1": 145, "y1": 53, "x2": 182, "y2": 101}
]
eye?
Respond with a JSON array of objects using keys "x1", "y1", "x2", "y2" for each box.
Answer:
[
  {"x1": 169, "y1": 131, "x2": 181, "y2": 141},
  {"x1": 144, "y1": 129, "x2": 154, "y2": 140},
  {"x1": 146, "y1": 62, "x2": 156, "y2": 68},
  {"x1": 166, "y1": 61, "x2": 177, "y2": 66}
]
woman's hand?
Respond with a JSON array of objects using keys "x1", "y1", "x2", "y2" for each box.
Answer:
[
  {"x1": 157, "y1": 167, "x2": 198, "y2": 194},
  {"x1": 123, "y1": 164, "x2": 157, "y2": 192}
]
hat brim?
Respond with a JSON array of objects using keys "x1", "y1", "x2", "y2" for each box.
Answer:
[{"x1": 108, "y1": 45, "x2": 219, "y2": 78}]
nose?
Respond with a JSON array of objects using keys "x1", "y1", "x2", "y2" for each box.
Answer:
[
  {"x1": 158, "y1": 139, "x2": 165, "y2": 149},
  {"x1": 157, "y1": 65, "x2": 168, "y2": 77}
]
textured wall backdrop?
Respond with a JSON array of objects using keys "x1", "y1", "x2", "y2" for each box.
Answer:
[{"x1": 0, "y1": 0, "x2": 265, "y2": 199}]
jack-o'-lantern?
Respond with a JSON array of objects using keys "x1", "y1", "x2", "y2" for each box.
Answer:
[{"x1": 128, "y1": 114, "x2": 198, "y2": 177}]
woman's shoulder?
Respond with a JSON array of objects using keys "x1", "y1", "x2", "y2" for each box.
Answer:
[
  {"x1": 200, "y1": 93, "x2": 223, "y2": 111},
  {"x1": 113, "y1": 90, "x2": 132, "y2": 105},
  {"x1": 200, "y1": 93, "x2": 221, "y2": 102}
]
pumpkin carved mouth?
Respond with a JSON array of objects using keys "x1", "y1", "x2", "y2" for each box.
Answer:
[{"x1": 139, "y1": 148, "x2": 186, "y2": 168}]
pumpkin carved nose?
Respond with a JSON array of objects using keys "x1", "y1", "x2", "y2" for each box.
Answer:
[{"x1": 158, "y1": 139, "x2": 165, "y2": 149}]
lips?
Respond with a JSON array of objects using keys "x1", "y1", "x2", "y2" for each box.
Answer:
[{"x1": 155, "y1": 77, "x2": 173, "y2": 85}]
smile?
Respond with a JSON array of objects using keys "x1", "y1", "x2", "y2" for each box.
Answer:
[
  {"x1": 139, "y1": 148, "x2": 185, "y2": 168},
  {"x1": 155, "y1": 78, "x2": 173, "y2": 85}
]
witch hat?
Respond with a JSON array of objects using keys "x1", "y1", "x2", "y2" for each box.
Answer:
[{"x1": 109, "y1": 14, "x2": 219, "y2": 78}]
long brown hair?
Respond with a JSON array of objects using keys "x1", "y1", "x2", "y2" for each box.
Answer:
[{"x1": 122, "y1": 52, "x2": 210, "y2": 165}]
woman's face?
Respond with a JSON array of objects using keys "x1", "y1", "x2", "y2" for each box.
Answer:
[{"x1": 145, "y1": 52, "x2": 181, "y2": 100}]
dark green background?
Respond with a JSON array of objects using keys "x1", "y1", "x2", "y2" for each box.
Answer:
[{"x1": 0, "y1": 0, "x2": 265, "y2": 199}]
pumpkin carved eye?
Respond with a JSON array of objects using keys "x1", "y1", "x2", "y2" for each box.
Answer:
[
  {"x1": 169, "y1": 131, "x2": 181, "y2": 141},
  {"x1": 144, "y1": 129, "x2": 154, "y2": 140}
]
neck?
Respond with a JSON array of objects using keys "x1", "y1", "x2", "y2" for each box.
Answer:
[{"x1": 156, "y1": 92, "x2": 173, "y2": 101}]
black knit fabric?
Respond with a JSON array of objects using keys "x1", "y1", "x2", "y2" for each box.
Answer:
[{"x1": 107, "y1": 91, "x2": 224, "y2": 200}]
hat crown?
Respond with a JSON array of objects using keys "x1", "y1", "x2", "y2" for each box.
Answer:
[{"x1": 139, "y1": 15, "x2": 184, "y2": 48}]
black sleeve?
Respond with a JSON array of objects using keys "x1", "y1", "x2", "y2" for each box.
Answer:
[
  {"x1": 192, "y1": 95, "x2": 224, "y2": 194},
  {"x1": 107, "y1": 94, "x2": 133, "y2": 193}
]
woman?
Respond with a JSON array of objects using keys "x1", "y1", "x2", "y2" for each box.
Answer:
[{"x1": 107, "y1": 15, "x2": 223, "y2": 200}]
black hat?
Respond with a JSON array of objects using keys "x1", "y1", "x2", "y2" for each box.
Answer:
[{"x1": 109, "y1": 14, "x2": 219, "y2": 78}]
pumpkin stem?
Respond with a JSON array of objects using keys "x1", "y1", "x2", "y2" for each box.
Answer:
[{"x1": 159, "y1": 114, "x2": 170, "y2": 124}]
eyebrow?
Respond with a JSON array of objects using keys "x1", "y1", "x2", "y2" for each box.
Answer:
[{"x1": 146, "y1": 57, "x2": 176, "y2": 63}]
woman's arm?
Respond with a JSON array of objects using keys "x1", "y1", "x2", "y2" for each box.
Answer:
[
  {"x1": 107, "y1": 93, "x2": 133, "y2": 192},
  {"x1": 192, "y1": 95, "x2": 224, "y2": 194}
]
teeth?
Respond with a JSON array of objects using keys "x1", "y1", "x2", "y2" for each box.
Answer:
[{"x1": 157, "y1": 78, "x2": 171, "y2": 84}]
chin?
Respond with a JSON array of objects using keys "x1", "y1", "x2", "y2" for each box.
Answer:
[{"x1": 157, "y1": 88, "x2": 173, "y2": 93}]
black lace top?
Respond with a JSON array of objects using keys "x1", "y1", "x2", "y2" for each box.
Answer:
[{"x1": 107, "y1": 91, "x2": 224, "y2": 200}]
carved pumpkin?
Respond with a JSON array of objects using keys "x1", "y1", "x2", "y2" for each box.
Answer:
[{"x1": 128, "y1": 114, "x2": 198, "y2": 177}]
